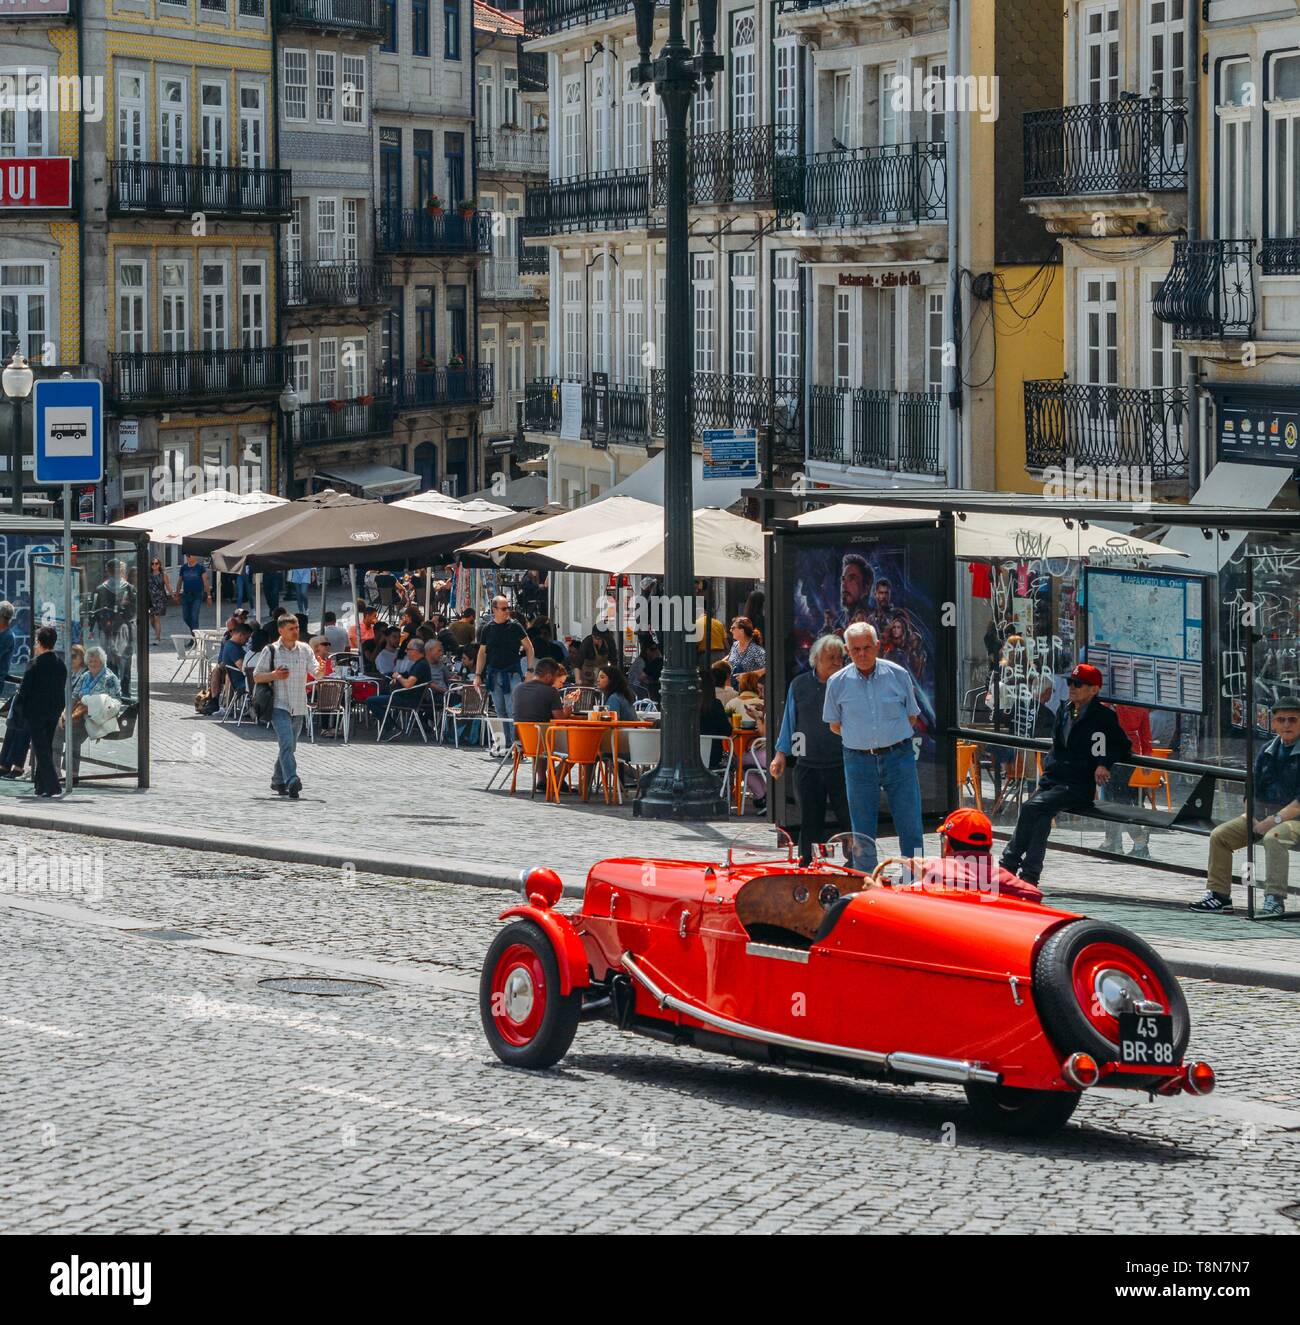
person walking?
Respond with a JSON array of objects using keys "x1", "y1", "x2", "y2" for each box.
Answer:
[
  {"x1": 822, "y1": 622, "x2": 922, "y2": 872},
  {"x1": 147, "y1": 558, "x2": 171, "y2": 644},
  {"x1": 175, "y1": 554, "x2": 210, "y2": 635},
  {"x1": 770, "y1": 633, "x2": 851, "y2": 866},
  {"x1": 999, "y1": 662, "x2": 1131, "y2": 886},
  {"x1": 475, "y1": 595, "x2": 534, "y2": 739},
  {"x1": 1190, "y1": 698, "x2": 1300, "y2": 918},
  {"x1": 289, "y1": 565, "x2": 313, "y2": 614},
  {"x1": 14, "y1": 625, "x2": 68, "y2": 797},
  {"x1": 252, "y1": 614, "x2": 318, "y2": 799}
]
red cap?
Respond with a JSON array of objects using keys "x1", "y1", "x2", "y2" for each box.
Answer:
[
  {"x1": 1068, "y1": 663, "x2": 1103, "y2": 687},
  {"x1": 939, "y1": 808, "x2": 993, "y2": 849}
]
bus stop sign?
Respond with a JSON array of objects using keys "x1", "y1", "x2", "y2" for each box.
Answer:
[{"x1": 34, "y1": 377, "x2": 103, "y2": 485}]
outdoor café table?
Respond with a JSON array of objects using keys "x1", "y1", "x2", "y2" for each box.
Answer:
[{"x1": 547, "y1": 716, "x2": 657, "y2": 804}]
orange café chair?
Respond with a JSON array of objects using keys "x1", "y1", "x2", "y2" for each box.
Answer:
[
  {"x1": 1128, "y1": 746, "x2": 1173, "y2": 810},
  {"x1": 512, "y1": 722, "x2": 555, "y2": 799},
  {"x1": 955, "y1": 740, "x2": 983, "y2": 810},
  {"x1": 548, "y1": 722, "x2": 609, "y2": 803}
]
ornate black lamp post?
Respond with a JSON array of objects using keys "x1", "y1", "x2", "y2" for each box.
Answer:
[
  {"x1": 3, "y1": 351, "x2": 34, "y2": 516},
  {"x1": 631, "y1": 0, "x2": 727, "y2": 820}
]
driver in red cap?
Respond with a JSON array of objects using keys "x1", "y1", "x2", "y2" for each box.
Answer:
[{"x1": 907, "y1": 809, "x2": 1043, "y2": 904}]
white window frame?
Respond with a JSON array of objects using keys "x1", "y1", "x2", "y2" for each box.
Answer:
[
  {"x1": 692, "y1": 252, "x2": 715, "y2": 374},
  {"x1": 344, "y1": 197, "x2": 362, "y2": 262},
  {"x1": 925, "y1": 288, "x2": 945, "y2": 395},
  {"x1": 730, "y1": 11, "x2": 756, "y2": 131},
  {"x1": 1266, "y1": 54, "x2": 1300, "y2": 244},
  {"x1": 0, "y1": 261, "x2": 49, "y2": 363},
  {"x1": 158, "y1": 74, "x2": 188, "y2": 165},
  {"x1": 342, "y1": 54, "x2": 366, "y2": 126},
  {"x1": 774, "y1": 253, "x2": 799, "y2": 385},
  {"x1": 239, "y1": 260, "x2": 267, "y2": 349},
  {"x1": 201, "y1": 260, "x2": 228, "y2": 351},
  {"x1": 623, "y1": 270, "x2": 645, "y2": 385},
  {"x1": 117, "y1": 258, "x2": 148, "y2": 353},
  {"x1": 318, "y1": 335, "x2": 338, "y2": 401},
  {"x1": 316, "y1": 196, "x2": 338, "y2": 263},
  {"x1": 283, "y1": 49, "x2": 309, "y2": 124},
  {"x1": 160, "y1": 259, "x2": 189, "y2": 353},
  {"x1": 730, "y1": 252, "x2": 756, "y2": 378},
  {"x1": 116, "y1": 71, "x2": 146, "y2": 162},
  {"x1": 316, "y1": 51, "x2": 336, "y2": 125},
  {"x1": 287, "y1": 339, "x2": 311, "y2": 400},
  {"x1": 1080, "y1": 1, "x2": 1121, "y2": 106},
  {"x1": 1218, "y1": 60, "x2": 1252, "y2": 242},
  {"x1": 562, "y1": 77, "x2": 583, "y2": 178},
  {"x1": 1077, "y1": 269, "x2": 1118, "y2": 387},
  {"x1": 238, "y1": 83, "x2": 266, "y2": 170},
  {"x1": 562, "y1": 273, "x2": 584, "y2": 380}
]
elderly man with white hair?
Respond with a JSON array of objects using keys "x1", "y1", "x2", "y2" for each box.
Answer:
[
  {"x1": 822, "y1": 621, "x2": 923, "y2": 872},
  {"x1": 771, "y1": 634, "x2": 852, "y2": 865}
]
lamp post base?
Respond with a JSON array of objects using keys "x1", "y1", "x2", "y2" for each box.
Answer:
[{"x1": 632, "y1": 761, "x2": 729, "y2": 820}]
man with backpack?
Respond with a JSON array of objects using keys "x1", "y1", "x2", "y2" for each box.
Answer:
[{"x1": 252, "y1": 614, "x2": 318, "y2": 799}]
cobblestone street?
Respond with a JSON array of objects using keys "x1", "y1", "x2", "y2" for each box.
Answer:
[{"x1": 1, "y1": 827, "x2": 1298, "y2": 1235}]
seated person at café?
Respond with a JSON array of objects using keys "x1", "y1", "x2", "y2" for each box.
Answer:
[
  {"x1": 711, "y1": 659, "x2": 738, "y2": 707},
  {"x1": 596, "y1": 664, "x2": 637, "y2": 722},
  {"x1": 375, "y1": 626, "x2": 403, "y2": 676},
  {"x1": 424, "y1": 639, "x2": 451, "y2": 704},
  {"x1": 349, "y1": 604, "x2": 379, "y2": 649},
  {"x1": 529, "y1": 618, "x2": 568, "y2": 666},
  {"x1": 627, "y1": 633, "x2": 663, "y2": 702},
  {"x1": 359, "y1": 635, "x2": 384, "y2": 678},
  {"x1": 321, "y1": 610, "x2": 349, "y2": 655},
  {"x1": 310, "y1": 636, "x2": 334, "y2": 679},
  {"x1": 398, "y1": 605, "x2": 423, "y2": 648},
  {"x1": 699, "y1": 664, "x2": 731, "y2": 769},
  {"x1": 211, "y1": 620, "x2": 253, "y2": 702},
  {"x1": 513, "y1": 658, "x2": 573, "y2": 724},
  {"x1": 365, "y1": 639, "x2": 432, "y2": 726}
]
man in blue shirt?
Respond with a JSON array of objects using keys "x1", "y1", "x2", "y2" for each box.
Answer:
[
  {"x1": 0, "y1": 601, "x2": 15, "y2": 699},
  {"x1": 1192, "y1": 698, "x2": 1300, "y2": 919},
  {"x1": 823, "y1": 622, "x2": 922, "y2": 872}
]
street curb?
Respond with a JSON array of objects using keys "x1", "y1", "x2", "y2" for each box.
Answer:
[{"x1": 0, "y1": 806, "x2": 1294, "y2": 988}]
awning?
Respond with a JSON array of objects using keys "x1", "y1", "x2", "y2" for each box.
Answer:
[
  {"x1": 1154, "y1": 461, "x2": 1295, "y2": 571},
  {"x1": 594, "y1": 453, "x2": 751, "y2": 509},
  {"x1": 313, "y1": 462, "x2": 421, "y2": 500}
]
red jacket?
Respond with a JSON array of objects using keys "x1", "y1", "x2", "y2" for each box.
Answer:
[
  {"x1": 912, "y1": 855, "x2": 1044, "y2": 905},
  {"x1": 1114, "y1": 704, "x2": 1153, "y2": 757}
]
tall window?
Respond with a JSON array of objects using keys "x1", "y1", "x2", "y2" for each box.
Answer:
[
  {"x1": 503, "y1": 66, "x2": 519, "y2": 126},
  {"x1": 240, "y1": 263, "x2": 266, "y2": 348},
  {"x1": 1219, "y1": 60, "x2": 1252, "y2": 240},
  {"x1": 117, "y1": 73, "x2": 145, "y2": 161},
  {"x1": 592, "y1": 72, "x2": 611, "y2": 172},
  {"x1": 591, "y1": 270, "x2": 608, "y2": 377},
  {"x1": 201, "y1": 81, "x2": 227, "y2": 166},
  {"x1": 318, "y1": 337, "x2": 338, "y2": 400},
  {"x1": 877, "y1": 64, "x2": 898, "y2": 146},
  {"x1": 692, "y1": 22, "x2": 715, "y2": 136},
  {"x1": 1, "y1": 72, "x2": 45, "y2": 154},
  {"x1": 118, "y1": 261, "x2": 147, "y2": 352},
  {"x1": 287, "y1": 199, "x2": 303, "y2": 268},
  {"x1": 562, "y1": 274, "x2": 584, "y2": 380},
  {"x1": 1, "y1": 263, "x2": 48, "y2": 363},
  {"x1": 447, "y1": 284, "x2": 467, "y2": 359},
  {"x1": 774, "y1": 38, "x2": 797, "y2": 141},
  {"x1": 160, "y1": 261, "x2": 188, "y2": 353},
  {"x1": 288, "y1": 341, "x2": 311, "y2": 399},
  {"x1": 344, "y1": 198, "x2": 362, "y2": 262},
  {"x1": 563, "y1": 78, "x2": 583, "y2": 177},
  {"x1": 1145, "y1": 274, "x2": 1184, "y2": 390},
  {"x1": 159, "y1": 77, "x2": 187, "y2": 163},
  {"x1": 623, "y1": 272, "x2": 646, "y2": 384},
  {"x1": 201, "y1": 263, "x2": 226, "y2": 351},
  {"x1": 730, "y1": 252, "x2": 755, "y2": 377},
  {"x1": 444, "y1": 0, "x2": 461, "y2": 60},
  {"x1": 1082, "y1": 1, "x2": 1120, "y2": 105},
  {"x1": 925, "y1": 289, "x2": 946, "y2": 394},
  {"x1": 283, "y1": 50, "x2": 308, "y2": 123},
  {"x1": 532, "y1": 324, "x2": 547, "y2": 381},
  {"x1": 774, "y1": 253, "x2": 800, "y2": 384},
  {"x1": 834, "y1": 290, "x2": 851, "y2": 388},
  {"x1": 1268, "y1": 54, "x2": 1300, "y2": 242},
  {"x1": 731, "y1": 12, "x2": 755, "y2": 130},
  {"x1": 655, "y1": 270, "x2": 665, "y2": 371},
  {"x1": 692, "y1": 253, "x2": 715, "y2": 374},
  {"x1": 623, "y1": 87, "x2": 643, "y2": 168},
  {"x1": 866, "y1": 289, "x2": 896, "y2": 391},
  {"x1": 381, "y1": 0, "x2": 396, "y2": 52},
  {"x1": 342, "y1": 55, "x2": 366, "y2": 125},
  {"x1": 926, "y1": 59, "x2": 947, "y2": 142},
  {"x1": 316, "y1": 52, "x2": 336, "y2": 123},
  {"x1": 317, "y1": 197, "x2": 338, "y2": 262},
  {"x1": 341, "y1": 338, "x2": 367, "y2": 397},
  {"x1": 413, "y1": 0, "x2": 429, "y2": 58},
  {"x1": 832, "y1": 71, "x2": 852, "y2": 149},
  {"x1": 1145, "y1": 0, "x2": 1185, "y2": 99},
  {"x1": 1078, "y1": 271, "x2": 1118, "y2": 386},
  {"x1": 239, "y1": 85, "x2": 265, "y2": 170}
]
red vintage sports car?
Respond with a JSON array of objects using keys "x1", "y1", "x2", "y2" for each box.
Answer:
[{"x1": 480, "y1": 832, "x2": 1215, "y2": 1136}]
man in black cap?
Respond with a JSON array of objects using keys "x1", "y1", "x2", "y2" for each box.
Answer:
[
  {"x1": 1192, "y1": 698, "x2": 1300, "y2": 918},
  {"x1": 1000, "y1": 662, "x2": 1131, "y2": 886}
]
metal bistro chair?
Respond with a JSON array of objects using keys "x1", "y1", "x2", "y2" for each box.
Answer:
[
  {"x1": 440, "y1": 683, "x2": 491, "y2": 747},
  {"x1": 375, "y1": 682, "x2": 433, "y2": 742},
  {"x1": 483, "y1": 712, "x2": 517, "y2": 791},
  {"x1": 168, "y1": 633, "x2": 198, "y2": 682},
  {"x1": 699, "y1": 734, "x2": 735, "y2": 801},
  {"x1": 633, "y1": 698, "x2": 660, "y2": 716},
  {"x1": 307, "y1": 676, "x2": 349, "y2": 742},
  {"x1": 564, "y1": 686, "x2": 604, "y2": 716},
  {"x1": 218, "y1": 666, "x2": 252, "y2": 726}
]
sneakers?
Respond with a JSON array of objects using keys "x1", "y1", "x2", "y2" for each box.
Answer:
[
  {"x1": 1128, "y1": 843, "x2": 1152, "y2": 860},
  {"x1": 271, "y1": 782, "x2": 287, "y2": 796},
  {"x1": 1189, "y1": 890, "x2": 1233, "y2": 914},
  {"x1": 286, "y1": 778, "x2": 302, "y2": 800},
  {"x1": 1258, "y1": 895, "x2": 1287, "y2": 921}
]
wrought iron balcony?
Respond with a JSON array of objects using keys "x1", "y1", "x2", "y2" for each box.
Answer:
[
  {"x1": 108, "y1": 346, "x2": 294, "y2": 407},
  {"x1": 1023, "y1": 380, "x2": 1188, "y2": 480},
  {"x1": 808, "y1": 386, "x2": 943, "y2": 474},
  {"x1": 524, "y1": 377, "x2": 651, "y2": 446},
  {"x1": 280, "y1": 260, "x2": 391, "y2": 311},
  {"x1": 374, "y1": 208, "x2": 492, "y2": 256},
  {"x1": 1261, "y1": 237, "x2": 1300, "y2": 276},
  {"x1": 477, "y1": 129, "x2": 548, "y2": 174},
  {"x1": 776, "y1": 141, "x2": 946, "y2": 229},
  {"x1": 1152, "y1": 239, "x2": 1255, "y2": 339},
  {"x1": 109, "y1": 161, "x2": 293, "y2": 221},
  {"x1": 481, "y1": 255, "x2": 544, "y2": 301},
  {"x1": 652, "y1": 126, "x2": 799, "y2": 209},
  {"x1": 518, "y1": 37, "x2": 547, "y2": 94},
  {"x1": 293, "y1": 396, "x2": 396, "y2": 447},
  {"x1": 518, "y1": 232, "x2": 548, "y2": 275},
  {"x1": 483, "y1": 388, "x2": 526, "y2": 436},
  {"x1": 390, "y1": 364, "x2": 494, "y2": 411},
  {"x1": 523, "y1": 0, "x2": 663, "y2": 36},
  {"x1": 649, "y1": 371, "x2": 802, "y2": 456},
  {"x1": 1022, "y1": 98, "x2": 1187, "y2": 197},
  {"x1": 275, "y1": 0, "x2": 385, "y2": 35},
  {"x1": 524, "y1": 170, "x2": 649, "y2": 237}
]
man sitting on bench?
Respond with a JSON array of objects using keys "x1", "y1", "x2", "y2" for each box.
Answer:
[
  {"x1": 1191, "y1": 698, "x2": 1300, "y2": 920},
  {"x1": 999, "y1": 663, "x2": 1131, "y2": 887}
]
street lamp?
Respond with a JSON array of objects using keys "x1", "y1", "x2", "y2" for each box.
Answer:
[
  {"x1": 279, "y1": 381, "x2": 300, "y2": 498},
  {"x1": 630, "y1": 0, "x2": 727, "y2": 820},
  {"x1": 2, "y1": 350, "x2": 35, "y2": 516}
]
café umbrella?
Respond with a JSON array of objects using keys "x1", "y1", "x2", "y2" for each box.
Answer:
[{"x1": 457, "y1": 495, "x2": 662, "y2": 568}]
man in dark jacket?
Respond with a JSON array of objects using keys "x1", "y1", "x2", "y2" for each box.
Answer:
[
  {"x1": 770, "y1": 633, "x2": 851, "y2": 865},
  {"x1": 15, "y1": 625, "x2": 68, "y2": 797},
  {"x1": 999, "y1": 662, "x2": 1131, "y2": 886}
]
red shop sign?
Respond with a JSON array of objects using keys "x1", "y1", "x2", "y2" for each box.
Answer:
[{"x1": 0, "y1": 156, "x2": 73, "y2": 209}]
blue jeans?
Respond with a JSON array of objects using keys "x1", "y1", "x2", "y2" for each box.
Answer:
[
  {"x1": 270, "y1": 707, "x2": 301, "y2": 788},
  {"x1": 235, "y1": 572, "x2": 252, "y2": 608},
  {"x1": 485, "y1": 666, "x2": 520, "y2": 739},
  {"x1": 292, "y1": 582, "x2": 309, "y2": 611},
  {"x1": 181, "y1": 593, "x2": 202, "y2": 633},
  {"x1": 842, "y1": 743, "x2": 924, "y2": 871}
]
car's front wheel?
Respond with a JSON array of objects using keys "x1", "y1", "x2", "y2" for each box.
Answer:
[
  {"x1": 480, "y1": 920, "x2": 582, "y2": 1069},
  {"x1": 963, "y1": 1082, "x2": 1081, "y2": 1137}
]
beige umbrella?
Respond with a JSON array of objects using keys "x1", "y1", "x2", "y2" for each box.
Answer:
[
  {"x1": 457, "y1": 495, "x2": 662, "y2": 568},
  {"x1": 112, "y1": 488, "x2": 287, "y2": 545},
  {"x1": 535, "y1": 506, "x2": 764, "y2": 579}
]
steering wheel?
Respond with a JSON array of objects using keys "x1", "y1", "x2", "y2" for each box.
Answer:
[{"x1": 869, "y1": 856, "x2": 923, "y2": 886}]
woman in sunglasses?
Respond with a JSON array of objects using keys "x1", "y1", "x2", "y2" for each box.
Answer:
[{"x1": 147, "y1": 556, "x2": 172, "y2": 645}]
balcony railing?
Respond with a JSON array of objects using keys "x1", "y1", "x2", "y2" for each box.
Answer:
[
  {"x1": 275, "y1": 0, "x2": 385, "y2": 35},
  {"x1": 808, "y1": 386, "x2": 944, "y2": 475},
  {"x1": 524, "y1": 169, "x2": 649, "y2": 236},
  {"x1": 1022, "y1": 98, "x2": 1188, "y2": 197},
  {"x1": 1023, "y1": 381, "x2": 1189, "y2": 480},
  {"x1": 481, "y1": 255, "x2": 543, "y2": 301},
  {"x1": 390, "y1": 364, "x2": 494, "y2": 411},
  {"x1": 109, "y1": 346, "x2": 293, "y2": 406},
  {"x1": 523, "y1": 0, "x2": 663, "y2": 36},
  {"x1": 649, "y1": 371, "x2": 802, "y2": 454},
  {"x1": 652, "y1": 126, "x2": 799, "y2": 209},
  {"x1": 518, "y1": 37, "x2": 547, "y2": 94},
  {"x1": 1152, "y1": 239, "x2": 1256, "y2": 339},
  {"x1": 294, "y1": 396, "x2": 396, "y2": 447},
  {"x1": 280, "y1": 260, "x2": 391, "y2": 310},
  {"x1": 776, "y1": 141, "x2": 946, "y2": 229},
  {"x1": 374, "y1": 208, "x2": 492, "y2": 255},
  {"x1": 524, "y1": 378, "x2": 651, "y2": 446},
  {"x1": 1261, "y1": 237, "x2": 1300, "y2": 276},
  {"x1": 483, "y1": 387, "x2": 526, "y2": 436},
  {"x1": 477, "y1": 129, "x2": 549, "y2": 173},
  {"x1": 109, "y1": 161, "x2": 293, "y2": 220},
  {"x1": 518, "y1": 233, "x2": 548, "y2": 275}
]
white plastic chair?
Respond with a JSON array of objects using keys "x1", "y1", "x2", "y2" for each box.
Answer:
[
  {"x1": 633, "y1": 699, "x2": 660, "y2": 715},
  {"x1": 168, "y1": 634, "x2": 196, "y2": 682},
  {"x1": 615, "y1": 726, "x2": 661, "y2": 804}
]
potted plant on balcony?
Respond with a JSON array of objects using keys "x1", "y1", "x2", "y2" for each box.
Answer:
[
  {"x1": 416, "y1": 355, "x2": 435, "y2": 371},
  {"x1": 455, "y1": 199, "x2": 476, "y2": 217},
  {"x1": 328, "y1": 398, "x2": 346, "y2": 413},
  {"x1": 448, "y1": 352, "x2": 466, "y2": 369},
  {"x1": 356, "y1": 392, "x2": 375, "y2": 406},
  {"x1": 425, "y1": 194, "x2": 444, "y2": 217}
]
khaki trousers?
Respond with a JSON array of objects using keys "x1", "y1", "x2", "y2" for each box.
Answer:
[{"x1": 1207, "y1": 814, "x2": 1300, "y2": 898}]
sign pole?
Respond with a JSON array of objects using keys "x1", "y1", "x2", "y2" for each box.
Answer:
[{"x1": 61, "y1": 481, "x2": 73, "y2": 797}]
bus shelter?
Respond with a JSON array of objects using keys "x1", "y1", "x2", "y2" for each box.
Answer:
[
  {"x1": 763, "y1": 489, "x2": 1300, "y2": 919},
  {"x1": 0, "y1": 516, "x2": 151, "y2": 791}
]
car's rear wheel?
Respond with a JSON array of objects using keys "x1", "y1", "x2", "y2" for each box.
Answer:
[
  {"x1": 963, "y1": 1082, "x2": 1081, "y2": 1137},
  {"x1": 1033, "y1": 919, "x2": 1190, "y2": 1082},
  {"x1": 480, "y1": 920, "x2": 582, "y2": 1069}
]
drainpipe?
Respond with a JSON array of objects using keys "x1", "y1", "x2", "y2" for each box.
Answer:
[
  {"x1": 1185, "y1": 0, "x2": 1201, "y2": 492},
  {"x1": 945, "y1": 0, "x2": 961, "y2": 488}
]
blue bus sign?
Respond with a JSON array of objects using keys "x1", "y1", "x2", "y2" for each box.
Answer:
[{"x1": 34, "y1": 377, "x2": 103, "y2": 485}]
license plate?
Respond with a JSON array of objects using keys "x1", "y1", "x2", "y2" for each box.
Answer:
[{"x1": 1118, "y1": 1011, "x2": 1175, "y2": 1066}]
